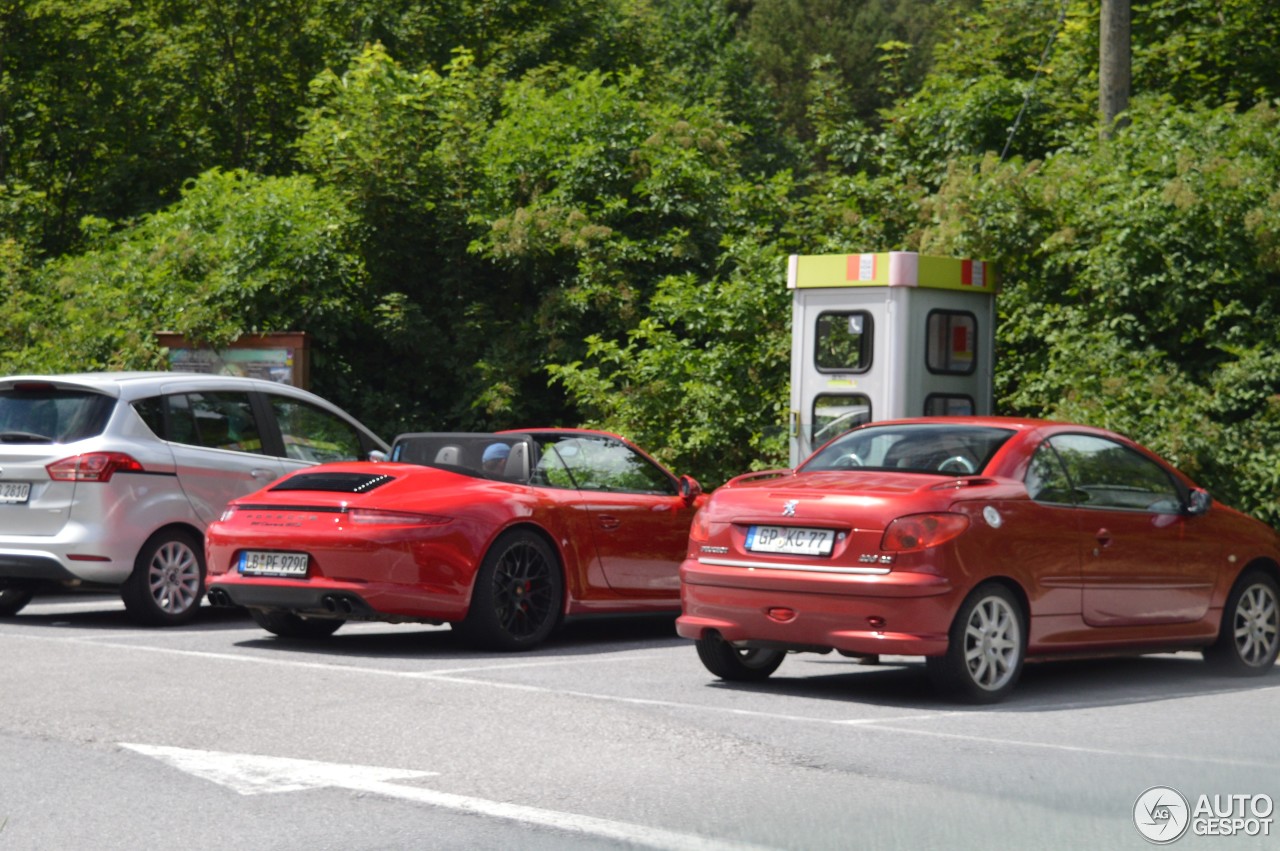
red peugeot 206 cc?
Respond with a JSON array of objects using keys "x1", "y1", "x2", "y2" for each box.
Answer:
[
  {"x1": 676, "y1": 417, "x2": 1280, "y2": 702},
  {"x1": 206, "y1": 429, "x2": 703, "y2": 650}
]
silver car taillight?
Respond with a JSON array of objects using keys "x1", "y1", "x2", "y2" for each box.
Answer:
[{"x1": 46, "y1": 452, "x2": 145, "y2": 482}]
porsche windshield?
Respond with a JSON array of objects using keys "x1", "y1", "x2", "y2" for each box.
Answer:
[{"x1": 802, "y1": 424, "x2": 1015, "y2": 476}]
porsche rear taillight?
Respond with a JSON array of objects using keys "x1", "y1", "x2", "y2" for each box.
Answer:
[
  {"x1": 46, "y1": 452, "x2": 144, "y2": 482},
  {"x1": 345, "y1": 508, "x2": 451, "y2": 526},
  {"x1": 880, "y1": 512, "x2": 969, "y2": 553}
]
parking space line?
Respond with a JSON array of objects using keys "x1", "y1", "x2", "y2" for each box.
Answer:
[
  {"x1": 6, "y1": 630, "x2": 1277, "y2": 770},
  {"x1": 838, "y1": 721, "x2": 1278, "y2": 767},
  {"x1": 422, "y1": 655, "x2": 678, "y2": 675},
  {"x1": 24, "y1": 600, "x2": 125, "y2": 612}
]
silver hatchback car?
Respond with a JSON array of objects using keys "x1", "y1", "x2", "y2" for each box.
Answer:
[{"x1": 0, "y1": 372, "x2": 387, "y2": 624}]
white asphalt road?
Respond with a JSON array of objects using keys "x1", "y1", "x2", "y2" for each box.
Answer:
[{"x1": 1, "y1": 593, "x2": 1276, "y2": 850}]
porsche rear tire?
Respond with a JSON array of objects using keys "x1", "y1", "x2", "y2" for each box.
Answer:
[
  {"x1": 250, "y1": 608, "x2": 345, "y2": 639},
  {"x1": 927, "y1": 583, "x2": 1025, "y2": 704},
  {"x1": 1204, "y1": 570, "x2": 1279, "y2": 675},
  {"x1": 458, "y1": 530, "x2": 563, "y2": 651},
  {"x1": 695, "y1": 632, "x2": 785, "y2": 681}
]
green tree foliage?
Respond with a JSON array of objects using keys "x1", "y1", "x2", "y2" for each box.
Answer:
[
  {"x1": 917, "y1": 97, "x2": 1280, "y2": 521},
  {"x1": 4, "y1": 0, "x2": 1280, "y2": 521},
  {"x1": 1133, "y1": 0, "x2": 1280, "y2": 109},
  {"x1": 0, "y1": 0, "x2": 168, "y2": 253},
  {"x1": 3, "y1": 170, "x2": 377, "y2": 411},
  {"x1": 468, "y1": 62, "x2": 795, "y2": 451},
  {"x1": 744, "y1": 0, "x2": 965, "y2": 143},
  {"x1": 546, "y1": 177, "x2": 797, "y2": 483},
  {"x1": 295, "y1": 44, "x2": 789, "y2": 441}
]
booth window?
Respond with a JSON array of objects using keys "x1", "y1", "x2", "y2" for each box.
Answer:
[
  {"x1": 811, "y1": 393, "x2": 871, "y2": 446},
  {"x1": 815, "y1": 311, "x2": 873, "y2": 372},
  {"x1": 924, "y1": 394, "x2": 975, "y2": 416},
  {"x1": 926, "y1": 310, "x2": 977, "y2": 375}
]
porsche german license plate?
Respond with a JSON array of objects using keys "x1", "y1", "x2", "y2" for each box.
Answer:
[
  {"x1": 745, "y1": 525, "x2": 835, "y2": 556},
  {"x1": 0, "y1": 482, "x2": 31, "y2": 504},
  {"x1": 239, "y1": 550, "x2": 309, "y2": 577}
]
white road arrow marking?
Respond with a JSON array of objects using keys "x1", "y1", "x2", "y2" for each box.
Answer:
[
  {"x1": 121, "y1": 743, "x2": 772, "y2": 851},
  {"x1": 121, "y1": 743, "x2": 436, "y2": 794}
]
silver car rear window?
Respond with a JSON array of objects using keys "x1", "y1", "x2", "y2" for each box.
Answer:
[{"x1": 0, "y1": 385, "x2": 115, "y2": 444}]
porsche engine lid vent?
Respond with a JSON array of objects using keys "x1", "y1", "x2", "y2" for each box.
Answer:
[{"x1": 270, "y1": 472, "x2": 394, "y2": 494}]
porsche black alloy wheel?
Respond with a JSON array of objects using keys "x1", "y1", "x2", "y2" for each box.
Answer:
[{"x1": 459, "y1": 530, "x2": 563, "y2": 651}]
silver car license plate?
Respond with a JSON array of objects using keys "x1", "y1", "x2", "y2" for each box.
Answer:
[{"x1": 0, "y1": 482, "x2": 31, "y2": 504}]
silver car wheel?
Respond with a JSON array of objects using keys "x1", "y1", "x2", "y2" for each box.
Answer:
[
  {"x1": 961, "y1": 594, "x2": 1021, "y2": 692},
  {"x1": 1233, "y1": 582, "x2": 1279, "y2": 667},
  {"x1": 0, "y1": 585, "x2": 34, "y2": 616},
  {"x1": 148, "y1": 539, "x2": 202, "y2": 615}
]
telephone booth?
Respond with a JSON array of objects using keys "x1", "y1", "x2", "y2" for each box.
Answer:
[{"x1": 789, "y1": 252, "x2": 997, "y2": 464}]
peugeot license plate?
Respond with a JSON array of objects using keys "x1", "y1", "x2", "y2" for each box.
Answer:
[{"x1": 745, "y1": 526, "x2": 835, "y2": 556}]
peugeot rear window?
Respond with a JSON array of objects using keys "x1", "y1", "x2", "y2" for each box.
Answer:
[
  {"x1": 803, "y1": 424, "x2": 1015, "y2": 475},
  {"x1": 0, "y1": 385, "x2": 115, "y2": 443}
]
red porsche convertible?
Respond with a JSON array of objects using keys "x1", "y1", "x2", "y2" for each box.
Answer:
[
  {"x1": 676, "y1": 417, "x2": 1280, "y2": 702},
  {"x1": 206, "y1": 429, "x2": 703, "y2": 649}
]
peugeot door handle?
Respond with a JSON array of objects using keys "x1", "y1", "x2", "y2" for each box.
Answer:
[
  {"x1": 250, "y1": 468, "x2": 276, "y2": 480},
  {"x1": 598, "y1": 515, "x2": 620, "y2": 531}
]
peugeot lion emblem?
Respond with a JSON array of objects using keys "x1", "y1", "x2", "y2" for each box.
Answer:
[{"x1": 782, "y1": 500, "x2": 798, "y2": 517}]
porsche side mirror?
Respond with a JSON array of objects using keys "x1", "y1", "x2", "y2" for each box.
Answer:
[
  {"x1": 679, "y1": 475, "x2": 702, "y2": 503},
  {"x1": 1186, "y1": 488, "x2": 1212, "y2": 516}
]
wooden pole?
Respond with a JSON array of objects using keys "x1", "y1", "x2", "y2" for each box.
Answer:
[{"x1": 1099, "y1": 0, "x2": 1131, "y2": 138}]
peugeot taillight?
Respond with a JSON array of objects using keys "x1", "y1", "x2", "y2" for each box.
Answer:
[
  {"x1": 46, "y1": 452, "x2": 144, "y2": 482},
  {"x1": 880, "y1": 512, "x2": 970, "y2": 553},
  {"x1": 688, "y1": 508, "x2": 711, "y2": 542}
]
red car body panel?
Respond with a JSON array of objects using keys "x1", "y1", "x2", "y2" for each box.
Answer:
[
  {"x1": 676, "y1": 417, "x2": 1280, "y2": 661},
  {"x1": 206, "y1": 429, "x2": 704, "y2": 628}
]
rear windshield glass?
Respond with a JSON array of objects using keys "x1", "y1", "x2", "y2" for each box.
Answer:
[
  {"x1": 0, "y1": 386, "x2": 115, "y2": 443},
  {"x1": 390, "y1": 433, "x2": 533, "y2": 483},
  {"x1": 803, "y1": 423, "x2": 1015, "y2": 476},
  {"x1": 270, "y1": 472, "x2": 394, "y2": 494}
]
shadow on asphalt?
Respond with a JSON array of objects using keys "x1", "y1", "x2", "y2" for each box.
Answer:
[
  {"x1": 702, "y1": 652, "x2": 1280, "y2": 711},
  {"x1": 12, "y1": 591, "x2": 1276, "y2": 708},
  {"x1": 5, "y1": 591, "x2": 684, "y2": 658},
  {"x1": 231, "y1": 612, "x2": 685, "y2": 661},
  {"x1": 2, "y1": 591, "x2": 251, "y2": 632}
]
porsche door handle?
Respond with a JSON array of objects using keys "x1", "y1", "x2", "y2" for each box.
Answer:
[
  {"x1": 1093, "y1": 527, "x2": 1112, "y2": 556},
  {"x1": 597, "y1": 515, "x2": 621, "y2": 531}
]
